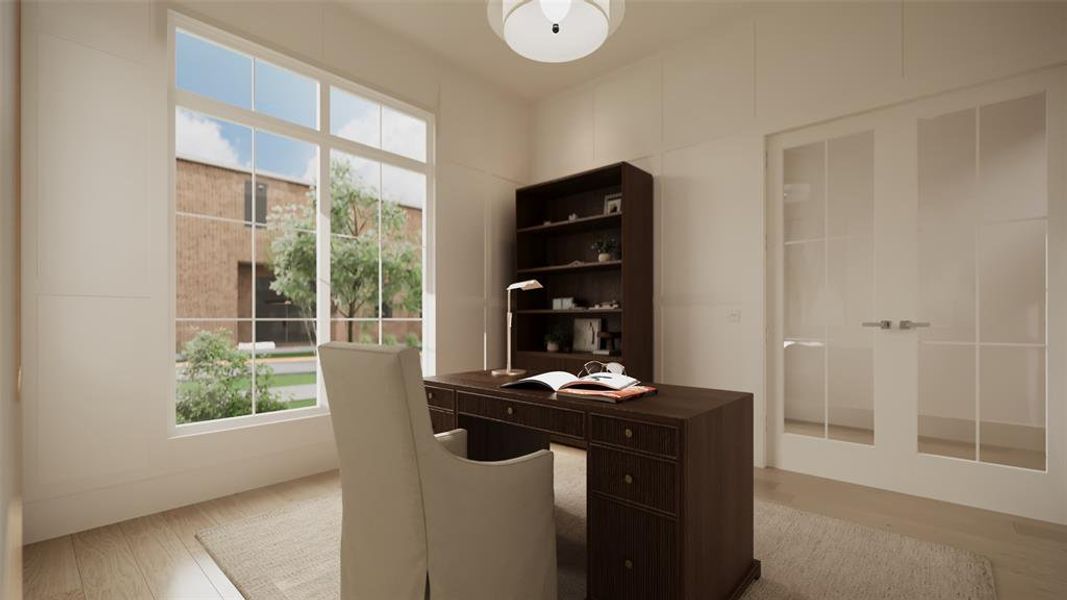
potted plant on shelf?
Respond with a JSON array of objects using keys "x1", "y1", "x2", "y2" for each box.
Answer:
[
  {"x1": 544, "y1": 324, "x2": 569, "y2": 353},
  {"x1": 591, "y1": 236, "x2": 618, "y2": 263}
]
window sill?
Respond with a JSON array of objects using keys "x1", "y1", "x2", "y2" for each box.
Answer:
[{"x1": 169, "y1": 403, "x2": 330, "y2": 439}]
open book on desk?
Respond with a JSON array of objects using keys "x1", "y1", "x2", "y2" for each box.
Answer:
[{"x1": 501, "y1": 371, "x2": 656, "y2": 403}]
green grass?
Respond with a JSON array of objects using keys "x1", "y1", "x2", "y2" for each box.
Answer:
[
  {"x1": 177, "y1": 371, "x2": 317, "y2": 408},
  {"x1": 269, "y1": 372, "x2": 316, "y2": 387}
]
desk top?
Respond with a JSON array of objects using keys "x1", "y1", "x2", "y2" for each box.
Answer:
[{"x1": 425, "y1": 370, "x2": 751, "y2": 424}]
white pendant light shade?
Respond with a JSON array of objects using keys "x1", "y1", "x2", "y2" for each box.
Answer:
[{"x1": 488, "y1": 0, "x2": 625, "y2": 63}]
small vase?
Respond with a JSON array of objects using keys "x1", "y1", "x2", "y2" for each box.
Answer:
[
  {"x1": 598, "y1": 253, "x2": 612, "y2": 263},
  {"x1": 546, "y1": 341, "x2": 560, "y2": 353}
]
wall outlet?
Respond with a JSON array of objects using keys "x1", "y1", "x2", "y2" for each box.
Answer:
[{"x1": 727, "y1": 310, "x2": 742, "y2": 324}]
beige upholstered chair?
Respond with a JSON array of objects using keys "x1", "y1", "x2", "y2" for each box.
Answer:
[{"x1": 320, "y1": 342, "x2": 558, "y2": 600}]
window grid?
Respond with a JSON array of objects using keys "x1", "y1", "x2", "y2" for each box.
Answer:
[{"x1": 172, "y1": 13, "x2": 432, "y2": 431}]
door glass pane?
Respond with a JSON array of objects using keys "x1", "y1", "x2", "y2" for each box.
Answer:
[
  {"x1": 827, "y1": 236, "x2": 874, "y2": 444},
  {"x1": 254, "y1": 60, "x2": 318, "y2": 129},
  {"x1": 979, "y1": 93, "x2": 1046, "y2": 222},
  {"x1": 382, "y1": 106, "x2": 427, "y2": 162},
  {"x1": 783, "y1": 142, "x2": 825, "y2": 242},
  {"x1": 918, "y1": 108, "x2": 977, "y2": 343},
  {"x1": 979, "y1": 346, "x2": 1045, "y2": 470},
  {"x1": 979, "y1": 220, "x2": 1045, "y2": 344},
  {"x1": 916, "y1": 94, "x2": 1047, "y2": 470},
  {"x1": 784, "y1": 341, "x2": 825, "y2": 437},
  {"x1": 918, "y1": 344, "x2": 976, "y2": 460},
  {"x1": 331, "y1": 87, "x2": 381, "y2": 148},
  {"x1": 784, "y1": 242, "x2": 825, "y2": 340},
  {"x1": 825, "y1": 131, "x2": 875, "y2": 444},
  {"x1": 175, "y1": 31, "x2": 251, "y2": 110},
  {"x1": 827, "y1": 132, "x2": 874, "y2": 238}
]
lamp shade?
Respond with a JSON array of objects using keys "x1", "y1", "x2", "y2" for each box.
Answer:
[
  {"x1": 488, "y1": 0, "x2": 625, "y2": 63},
  {"x1": 507, "y1": 279, "x2": 543, "y2": 291}
]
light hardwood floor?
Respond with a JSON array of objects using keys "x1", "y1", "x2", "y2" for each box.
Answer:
[{"x1": 23, "y1": 460, "x2": 1067, "y2": 599}]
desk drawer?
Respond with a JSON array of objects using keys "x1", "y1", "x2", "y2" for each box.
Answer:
[
  {"x1": 425, "y1": 385, "x2": 455, "y2": 410},
  {"x1": 428, "y1": 407, "x2": 455, "y2": 433},
  {"x1": 457, "y1": 392, "x2": 584, "y2": 439},
  {"x1": 589, "y1": 495, "x2": 677, "y2": 600},
  {"x1": 589, "y1": 445, "x2": 677, "y2": 515},
  {"x1": 590, "y1": 415, "x2": 678, "y2": 458}
]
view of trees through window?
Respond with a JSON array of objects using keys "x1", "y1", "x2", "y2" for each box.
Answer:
[{"x1": 174, "y1": 23, "x2": 429, "y2": 426}]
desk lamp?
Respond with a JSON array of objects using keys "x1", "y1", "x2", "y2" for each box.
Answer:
[{"x1": 492, "y1": 279, "x2": 543, "y2": 376}]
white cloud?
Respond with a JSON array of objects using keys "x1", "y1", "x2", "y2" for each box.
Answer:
[
  {"x1": 175, "y1": 109, "x2": 248, "y2": 170},
  {"x1": 383, "y1": 164, "x2": 426, "y2": 210},
  {"x1": 382, "y1": 107, "x2": 426, "y2": 162},
  {"x1": 302, "y1": 155, "x2": 319, "y2": 186},
  {"x1": 336, "y1": 115, "x2": 379, "y2": 148}
]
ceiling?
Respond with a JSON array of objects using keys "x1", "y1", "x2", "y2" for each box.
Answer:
[{"x1": 339, "y1": 0, "x2": 744, "y2": 100}]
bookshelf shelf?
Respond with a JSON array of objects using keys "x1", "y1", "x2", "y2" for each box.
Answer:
[
  {"x1": 515, "y1": 308, "x2": 623, "y2": 315},
  {"x1": 516, "y1": 260, "x2": 621, "y2": 275},
  {"x1": 516, "y1": 212, "x2": 622, "y2": 235}
]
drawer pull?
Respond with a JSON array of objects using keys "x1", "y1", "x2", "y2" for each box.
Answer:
[
  {"x1": 506, "y1": 406, "x2": 514, "y2": 416},
  {"x1": 624, "y1": 427, "x2": 633, "y2": 439},
  {"x1": 427, "y1": 391, "x2": 434, "y2": 399},
  {"x1": 624, "y1": 559, "x2": 633, "y2": 570},
  {"x1": 623, "y1": 473, "x2": 633, "y2": 485}
]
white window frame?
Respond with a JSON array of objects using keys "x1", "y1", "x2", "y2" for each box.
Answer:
[{"x1": 168, "y1": 11, "x2": 436, "y2": 437}]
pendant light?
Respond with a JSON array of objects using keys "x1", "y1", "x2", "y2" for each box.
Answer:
[{"x1": 488, "y1": 0, "x2": 626, "y2": 63}]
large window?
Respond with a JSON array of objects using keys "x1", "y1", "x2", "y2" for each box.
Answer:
[{"x1": 171, "y1": 16, "x2": 431, "y2": 429}]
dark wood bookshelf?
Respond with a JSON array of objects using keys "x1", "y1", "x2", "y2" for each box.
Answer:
[{"x1": 511, "y1": 162, "x2": 654, "y2": 381}]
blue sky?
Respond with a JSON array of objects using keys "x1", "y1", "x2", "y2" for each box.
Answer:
[{"x1": 175, "y1": 29, "x2": 426, "y2": 197}]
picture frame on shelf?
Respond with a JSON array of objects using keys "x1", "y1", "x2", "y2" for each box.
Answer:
[
  {"x1": 573, "y1": 317, "x2": 603, "y2": 353},
  {"x1": 604, "y1": 195, "x2": 622, "y2": 215}
]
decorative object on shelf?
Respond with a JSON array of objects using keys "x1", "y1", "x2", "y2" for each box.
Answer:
[
  {"x1": 486, "y1": 0, "x2": 626, "y2": 64},
  {"x1": 544, "y1": 324, "x2": 569, "y2": 353},
  {"x1": 573, "y1": 317, "x2": 603, "y2": 352},
  {"x1": 594, "y1": 330, "x2": 621, "y2": 355},
  {"x1": 592, "y1": 299, "x2": 619, "y2": 309},
  {"x1": 568, "y1": 212, "x2": 578, "y2": 221},
  {"x1": 604, "y1": 193, "x2": 622, "y2": 214},
  {"x1": 492, "y1": 279, "x2": 543, "y2": 376},
  {"x1": 591, "y1": 236, "x2": 618, "y2": 262},
  {"x1": 552, "y1": 297, "x2": 577, "y2": 310}
]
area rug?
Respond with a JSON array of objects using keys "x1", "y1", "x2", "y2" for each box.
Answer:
[{"x1": 197, "y1": 447, "x2": 996, "y2": 600}]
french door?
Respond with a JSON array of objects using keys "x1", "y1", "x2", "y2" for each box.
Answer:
[{"x1": 767, "y1": 69, "x2": 1067, "y2": 524}]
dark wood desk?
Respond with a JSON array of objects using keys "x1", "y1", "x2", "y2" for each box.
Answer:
[{"x1": 423, "y1": 370, "x2": 761, "y2": 600}]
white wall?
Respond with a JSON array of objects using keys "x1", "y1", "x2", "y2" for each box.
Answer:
[
  {"x1": 1, "y1": 0, "x2": 22, "y2": 593},
  {"x1": 20, "y1": 0, "x2": 530, "y2": 543},
  {"x1": 530, "y1": 1, "x2": 1067, "y2": 467}
]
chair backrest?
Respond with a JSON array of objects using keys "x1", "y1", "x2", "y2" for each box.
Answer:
[{"x1": 319, "y1": 342, "x2": 432, "y2": 600}]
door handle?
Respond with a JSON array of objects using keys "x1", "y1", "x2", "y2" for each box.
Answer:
[
  {"x1": 899, "y1": 320, "x2": 930, "y2": 330},
  {"x1": 861, "y1": 320, "x2": 893, "y2": 330}
]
